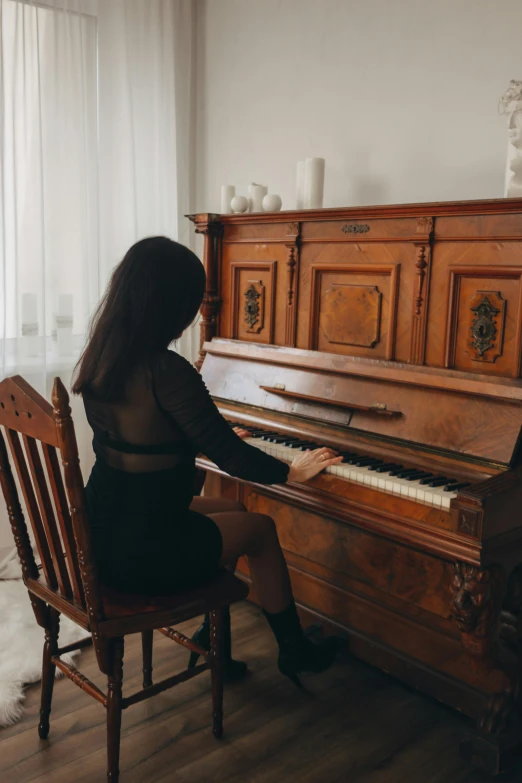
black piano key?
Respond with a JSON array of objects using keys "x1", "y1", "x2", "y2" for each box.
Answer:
[
  {"x1": 373, "y1": 463, "x2": 402, "y2": 473},
  {"x1": 340, "y1": 452, "x2": 358, "y2": 461},
  {"x1": 395, "y1": 468, "x2": 422, "y2": 478},
  {"x1": 397, "y1": 470, "x2": 433, "y2": 480},
  {"x1": 441, "y1": 478, "x2": 458, "y2": 487},
  {"x1": 419, "y1": 475, "x2": 445, "y2": 485},
  {"x1": 403, "y1": 471, "x2": 429, "y2": 481},
  {"x1": 445, "y1": 482, "x2": 471, "y2": 492},
  {"x1": 426, "y1": 477, "x2": 450, "y2": 487},
  {"x1": 260, "y1": 432, "x2": 280, "y2": 440},
  {"x1": 355, "y1": 458, "x2": 383, "y2": 467}
]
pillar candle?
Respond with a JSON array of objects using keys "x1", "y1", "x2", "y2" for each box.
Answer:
[
  {"x1": 304, "y1": 157, "x2": 325, "y2": 209},
  {"x1": 248, "y1": 183, "x2": 267, "y2": 213},
  {"x1": 296, "y1": 161, "x2": 305, "y2": 209},
  {"x1": 220, "y1": 185, "x2": 235, "y2": 214}
]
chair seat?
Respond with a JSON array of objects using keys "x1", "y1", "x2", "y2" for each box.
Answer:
[{"x1": 99, "y1": 570, "x2": 249, "y2": 636}]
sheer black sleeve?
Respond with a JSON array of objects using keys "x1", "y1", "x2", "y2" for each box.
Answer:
[{"x1": 151, "y1": 352, "x2": 290, "y2": 485}]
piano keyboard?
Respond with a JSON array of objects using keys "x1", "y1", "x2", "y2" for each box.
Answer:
[{"x1": 229, "y1": 424, "x2": 471, "y2": 510}]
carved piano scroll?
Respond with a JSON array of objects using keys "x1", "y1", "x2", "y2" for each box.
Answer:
[
  {"x1": 284, "y1": 222, "x2": 300, "y2": 347},
  {"x1": 468, "y1": 291, "x2": 506, "y2": 363},
  {"x1": 451, "y1": 562, "x2": 504, "y2": 664},
  {"x1": 409, "y1": 216, "x2": 434, "y2": 365},
  {"x1": 188, "y1": 214, "x2": 223, "y2": 372},
  {"x1": 480, "y1": 564, "x2": 522, "y2": 736}
]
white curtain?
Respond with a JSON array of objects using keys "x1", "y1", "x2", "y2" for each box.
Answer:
[{"x1": 0, "y1": 0, "x2": 198, "y2": 555}]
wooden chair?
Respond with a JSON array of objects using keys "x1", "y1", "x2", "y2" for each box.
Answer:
[{"x1": 0, "y1": 375, "x2": 248, "y2": 781}]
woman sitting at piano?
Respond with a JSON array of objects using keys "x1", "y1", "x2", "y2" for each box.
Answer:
[{"x1": 73, "y1": 237, "x2": 342, "y2": 685}]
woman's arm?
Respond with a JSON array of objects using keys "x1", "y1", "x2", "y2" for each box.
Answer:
[
  {"x1": 233, "y1": 426, "x2": 342, "y2": 483},
  {"x1": 152, "y1": 352, "x2": 290, "y2": 484}
]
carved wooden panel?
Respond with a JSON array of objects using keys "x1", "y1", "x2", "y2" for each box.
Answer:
[
  {"x1": 321, "y1": 284, "x2": 382, "y2": 347},
  {"x1": 244, "y1": 281, "x2": 265, "y2": 334},
  {"x1": 230, "y1": 261, "x2": 276, "y2": 343},
  {"x1": 308, "y1": 264, "x2": 399, "y2": 359},
  {"x1": 467, "y1": 291, "x2": 506, "y2": 363},
  {"x1": 444, "y1": 266, "x2": 522, "y2": 376}
]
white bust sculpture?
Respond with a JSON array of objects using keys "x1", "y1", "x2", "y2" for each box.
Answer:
[{"x1": 499, "y1": 80, "x2": 522, "y2": 197}]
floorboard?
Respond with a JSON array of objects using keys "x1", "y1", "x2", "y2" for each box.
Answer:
[{"x1": 1, "y1": 601, "x2": 521, "y2": 783}]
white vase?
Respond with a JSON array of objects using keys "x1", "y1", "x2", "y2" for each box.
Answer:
[
  {"x1": 262, "y1": 194, "x2": 282, "y2": 212},
  {"x1": 230, "y1": 195, "x2": 249, "y2": 213}
]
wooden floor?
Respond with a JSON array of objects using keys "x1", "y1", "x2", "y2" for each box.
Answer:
[{"x1": 1, "y1": 601, "x2": 521, "y2": 783}]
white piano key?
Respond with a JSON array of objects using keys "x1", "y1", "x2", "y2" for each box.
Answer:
[{"x1": 244, "y1": 437, "x2": 460, "y2": 511}]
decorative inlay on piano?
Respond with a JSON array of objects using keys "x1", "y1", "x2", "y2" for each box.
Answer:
[{"x1": 190, "y1": 198, "x2": 522, "y2": 774}]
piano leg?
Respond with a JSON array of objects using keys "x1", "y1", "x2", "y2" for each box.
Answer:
[{"x1": 452, "y1": 563, "x2": 522, "y2": 775}]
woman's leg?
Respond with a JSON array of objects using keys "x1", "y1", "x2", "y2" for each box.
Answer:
[
  {"x1": 190, "y1": 497, "x2": 244, "y2": 571},
  {"x1": 188, "y1": 497, "x2": 247, "y2": 679},
  {"x1": 209, "y1": 510, "x2": 339, "y2": 681},
  {"x1": 209, "y1": 511, "x2": 292, "y2": 614}
]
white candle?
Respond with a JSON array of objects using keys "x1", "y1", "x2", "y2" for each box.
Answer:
[
  {"x1": 296, "y1": 161, "x2": 305, "y2": 209},
  {"x1": 220, "y1": 185, "x2": 235, "y2": 214},
  {"x1": 248, "y1": 183, "x2": 267, "y2": 213},
  {"x1": 304, "y1": 157, "x2": 325, "y2": 209}
]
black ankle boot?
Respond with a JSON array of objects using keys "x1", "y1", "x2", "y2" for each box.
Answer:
[
  {"x1": 277, "y1": 634, "x2": 339, "y2": 686},
  {"x1": 263, "y1": 602, "x2": 339, "y2": 686},
  {"x1": 188, "y1": 608, "x2": 248, "y2": 683}
]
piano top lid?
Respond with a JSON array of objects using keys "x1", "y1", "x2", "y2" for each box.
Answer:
[
  {"x1": 201, "y1": 339, "x2": 522, "y2": 467},
  {"x1": 187, "y1": 195, "x2": 522, "y2": 225}
]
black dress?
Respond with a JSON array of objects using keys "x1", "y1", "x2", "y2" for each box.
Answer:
[{"x1": 83, "y1": 350, "x2": 289, "y2": 594}]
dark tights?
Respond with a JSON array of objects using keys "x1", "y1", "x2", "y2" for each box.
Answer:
[{"x1": 189, "y1": 496, "x2": 293, "y2": 614}]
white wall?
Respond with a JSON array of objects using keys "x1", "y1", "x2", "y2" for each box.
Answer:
[{"x1": 196, "y1": 0, "x2": 522, "y2": 212}]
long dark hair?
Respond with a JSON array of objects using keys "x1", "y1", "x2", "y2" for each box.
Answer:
[{"x1": 72, "y1": 236, "x2": 205, "y2": 401}]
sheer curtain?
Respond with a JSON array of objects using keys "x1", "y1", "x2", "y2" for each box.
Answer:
[{"x1": 0, "y1": 0, "x2": 198, "y2": 558}]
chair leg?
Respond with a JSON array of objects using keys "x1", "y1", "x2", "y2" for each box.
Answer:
[
  {"x1": 106, "y1": 638, "x2": 124, "y2": 782},
  {"x1": 141, "y1": 630, "x2": 153, "y2": 688},
  {"x1": 209, "y1": 608, "x2": 224, "y2": 739},
  {"x1": 38, "y1": 607, "x2": 60, "y2": 740}
]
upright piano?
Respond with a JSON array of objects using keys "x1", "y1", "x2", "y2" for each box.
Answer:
[{"x1": 189, "y1": 199, "x2": 522, "y2": 772}]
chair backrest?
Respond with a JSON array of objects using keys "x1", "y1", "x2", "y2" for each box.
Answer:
[{"x1": 0, "y1": 375, "x2": 104, "y2": 626}]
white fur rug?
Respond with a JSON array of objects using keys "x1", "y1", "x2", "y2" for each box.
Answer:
[{"x1": 0, "y1": 549, "x2": 87, "y2": 727}]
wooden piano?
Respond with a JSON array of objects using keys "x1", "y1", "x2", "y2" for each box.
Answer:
[{"x1": 189, "y1": 198, "x2": 522, "y2": 773}]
